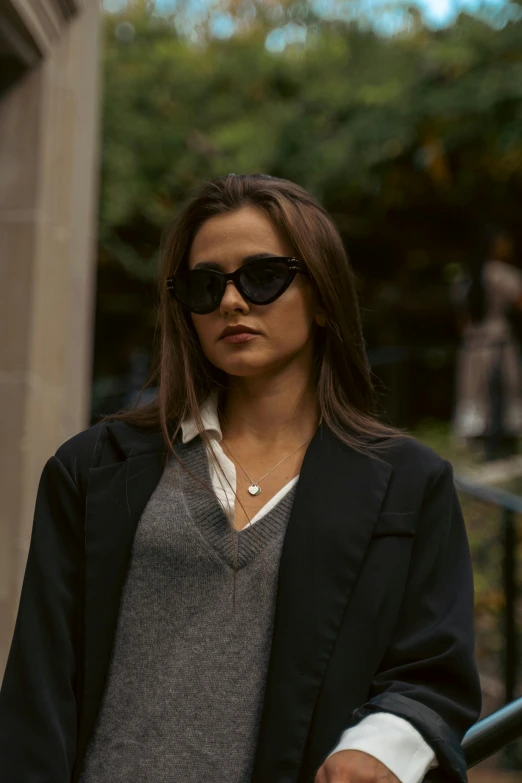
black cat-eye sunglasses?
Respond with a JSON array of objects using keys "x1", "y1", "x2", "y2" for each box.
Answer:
[{"x1": 166, "y1": 256, "x2": 309, "y2": 315}]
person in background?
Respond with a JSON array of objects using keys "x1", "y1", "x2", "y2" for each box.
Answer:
[{"x1": 454, "y1": 227, "x2": 522, "y2": 460}]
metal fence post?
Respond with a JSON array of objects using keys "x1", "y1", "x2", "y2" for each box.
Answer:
[{"x1": 502, "y1": 507, "x2": 516, "y2": 705}]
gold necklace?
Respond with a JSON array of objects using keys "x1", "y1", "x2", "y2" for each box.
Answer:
[{"x1": 222, "y1": 436, "x2": 313, "y2": 496}]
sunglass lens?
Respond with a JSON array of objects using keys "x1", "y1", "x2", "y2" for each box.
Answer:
[
  {"x1": 176, "y1": 270, "x2": 223, "y2": 313},
  {"x1": 240, "y1": 260, "x2": 291, "y2": 304}
]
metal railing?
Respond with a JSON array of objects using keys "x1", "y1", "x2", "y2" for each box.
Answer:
[
  {"x1": 455, "y1": 476, "x2": 520, "y2": 706},
  {"x1": 455, "y1": 476, "x2": 522, "y2": 769},
  {"x1": 463, "y1": 695, "x2": 522, "y2": 768}
]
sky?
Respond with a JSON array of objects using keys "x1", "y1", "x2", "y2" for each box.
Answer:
[
  {"x1": 104, "y1": 0, "x2": 513, "y2": 36},
  {"x1": 311, "y1": 0, "x2": 507, "y2": 26}
]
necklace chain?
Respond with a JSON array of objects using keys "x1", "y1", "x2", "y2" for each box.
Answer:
[{"x1": 222, "y1": 435, "x2": 313, "y2": 496}]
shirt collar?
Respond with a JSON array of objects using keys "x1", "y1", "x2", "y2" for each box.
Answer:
[{"x1": 180, "y1": 394, "x2": 222, "y2": 444}]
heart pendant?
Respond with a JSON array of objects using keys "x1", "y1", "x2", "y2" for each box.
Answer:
[{"x1": 248, "y1": 484, "x2": 261, "y2": 496}]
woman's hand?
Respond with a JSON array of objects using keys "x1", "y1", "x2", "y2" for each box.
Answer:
[{"x1": 315, "y1": 749, "x2": 401, "y2": 783}]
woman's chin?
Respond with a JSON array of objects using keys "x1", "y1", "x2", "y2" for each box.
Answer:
[
  {"x1": 220, "y1": 362, "x2": 270, "y2": 378},
  {"x1": 213, "y1": 353, "x2": 278, "y2": 378}
]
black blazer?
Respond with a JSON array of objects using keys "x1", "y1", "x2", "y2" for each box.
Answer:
[{"x1": 0, "y1": 420, "x2": 481, "y2": 783}]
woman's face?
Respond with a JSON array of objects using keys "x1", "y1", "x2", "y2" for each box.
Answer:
[{"x1": 188, "y1": 205, "x2": 324, "y2": 379}]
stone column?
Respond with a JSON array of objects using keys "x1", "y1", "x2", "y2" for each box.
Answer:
[{"x1": 0, "y1": 0, "x2": 100, "y2": 679}]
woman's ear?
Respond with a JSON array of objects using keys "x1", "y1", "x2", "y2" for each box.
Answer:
[{"x1": 314, "y1": 309, "x2": 326, "y2": 327}]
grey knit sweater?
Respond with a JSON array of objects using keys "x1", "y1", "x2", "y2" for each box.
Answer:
[{"x1": 80, "y1": 437, "x2": 296, "y2": 783}]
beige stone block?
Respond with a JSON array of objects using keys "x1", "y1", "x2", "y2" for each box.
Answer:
[
  {"x1": 0, "y1": 66, "x2": 42, "y2": 213},
  {"x1": 0, "y1": 377, "x2": 26, "y2": 676},
  {"x1": 0, "y1": 220, "x2": 36, "y2": 371},
  {"x1": 0, "y1": 378, "x2": 25, "y2": 600}
]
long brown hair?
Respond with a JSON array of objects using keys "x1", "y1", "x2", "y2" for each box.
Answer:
[{"x1": 113, "y1": 173, "x2": 406, "y2": 454}]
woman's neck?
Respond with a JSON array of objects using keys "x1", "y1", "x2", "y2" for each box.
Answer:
[{"x1": 220, "y1": 372, "x2": 319, "y2": 448}]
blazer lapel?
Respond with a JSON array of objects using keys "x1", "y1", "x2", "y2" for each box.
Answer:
[
  {"x1": 76, "y1": 423, "x2": 167, "y2": 771},
  {"x1": 252, "y1": 424, "x2": 393, "y2": 783}
]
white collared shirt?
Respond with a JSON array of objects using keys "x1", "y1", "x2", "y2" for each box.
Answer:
[
  {"x1": 181, "y1": 395, "x2": 299, "y2": 528},
  {"x1": 180, "y1": 398, "x2": 437, "y2": 782}
]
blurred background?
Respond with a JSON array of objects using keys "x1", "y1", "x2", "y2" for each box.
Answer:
[{"x1": 1, "y1": 0, "x2": 522, "y2": 778}]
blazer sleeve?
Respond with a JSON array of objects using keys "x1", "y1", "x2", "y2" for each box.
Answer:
[
  {"x1": 0, "y1": 455, "x2": 84, "y2": 783},
  {"x1": 347, "y1": 459, "x2": 482, "y2": 782}
]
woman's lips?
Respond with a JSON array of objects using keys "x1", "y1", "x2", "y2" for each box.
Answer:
[{"x1": 220, "y1": 332, "x2": 258, "y2": 344}]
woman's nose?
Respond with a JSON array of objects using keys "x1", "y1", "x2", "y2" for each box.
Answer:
[{"x1": 219, "y1": 280, "x2": 250, "y2": 315}]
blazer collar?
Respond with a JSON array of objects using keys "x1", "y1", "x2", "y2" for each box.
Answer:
[
  {"x1": 105, "y1": 420, "x2": 170, "y2": 459},
  {"x1": 104, "y1": 396, "x2": 222, "y2": 459}
]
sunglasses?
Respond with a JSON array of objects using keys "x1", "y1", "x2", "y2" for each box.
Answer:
[{"x1": 167, "y1": 256, "x2": 309, "y2": 315}]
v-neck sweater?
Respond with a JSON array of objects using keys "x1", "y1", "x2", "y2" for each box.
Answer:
[
  {"x1": 79, "y1": 436, "x2": 297, "y2": 783},
  {"x1": 174, "y1": 399, "x2": 437, "y2": 783}
]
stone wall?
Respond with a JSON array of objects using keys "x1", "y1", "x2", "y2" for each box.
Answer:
[{"x1": 0, "y1": 0, "x2": 100, "y2": 679}]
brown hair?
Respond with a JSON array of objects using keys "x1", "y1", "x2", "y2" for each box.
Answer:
[{"x1": 113, "y1": 173, "x2": 406, "y2": 453}]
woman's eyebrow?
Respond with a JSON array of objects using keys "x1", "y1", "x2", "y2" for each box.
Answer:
[{"x1": 192, "y1": 252, "x2": 278, "y2": 270}]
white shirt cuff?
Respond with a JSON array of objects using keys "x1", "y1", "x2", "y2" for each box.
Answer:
[{"x1": 326, "y1": 711, "x2": 438, "y2": 783}]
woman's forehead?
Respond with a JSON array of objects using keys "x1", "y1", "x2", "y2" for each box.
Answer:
[{"x1": 188, "y1": 206, "x2": 291, "y2": 269}]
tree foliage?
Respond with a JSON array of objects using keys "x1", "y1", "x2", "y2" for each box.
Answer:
[{"x1": 100, "y1": 1, "x2": 522, "y2": 271}]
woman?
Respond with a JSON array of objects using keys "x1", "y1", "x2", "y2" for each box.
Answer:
[
  {"x1": 454, "y1": 227, "x2": 522, "y2": 460},
  {"x1": 0, "y1": 174, "x2": 481, "y2": 783}
]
